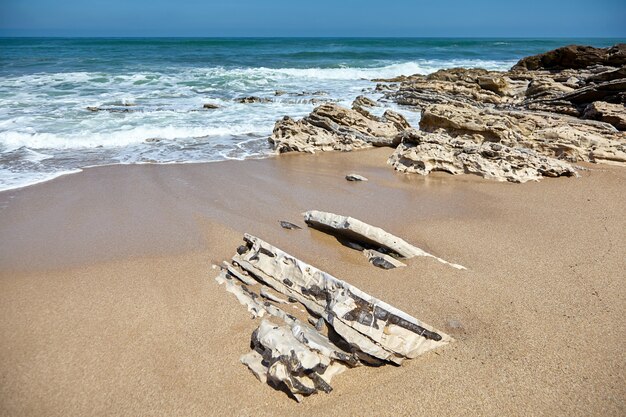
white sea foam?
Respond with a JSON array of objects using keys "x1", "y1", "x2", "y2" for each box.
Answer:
[{"x1": 0, "y1": 58, "x2": 514, "y2": 191}]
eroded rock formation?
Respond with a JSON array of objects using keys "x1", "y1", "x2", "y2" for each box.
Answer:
[
  {"x1": 215, "y1": 234, "x2": 451, "y2": 401},
  {"x1": 269, "y1": 103, "x2": 410, "y2": 153}
]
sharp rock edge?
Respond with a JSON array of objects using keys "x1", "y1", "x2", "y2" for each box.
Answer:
[
  {"x1": 215, "y1": 234, "x2": 451, "y2": 401},
  {"x1": 303, "y1": 210, "x2": 466, "y2": 270}
]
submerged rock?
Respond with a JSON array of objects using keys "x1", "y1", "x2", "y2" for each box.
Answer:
[{"x1": 235, "y1": 96, "x2": 272, "y2": 104}]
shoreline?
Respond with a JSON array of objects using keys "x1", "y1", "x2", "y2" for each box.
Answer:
[
  {"x1": 2, "y1": 42, "x2": 626, "y2": 415},
  {"x1": 1, "y1": 147, "x2": 625, "y2": 415}
]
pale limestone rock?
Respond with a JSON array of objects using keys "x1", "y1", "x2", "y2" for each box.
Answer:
[
  {"x1": 303, "y1": 210, "x2": 465, "y2": 269},
  {"x1": 269, "y1": 103, "x2": 410, "y2": 153},
  {"x1": 389, "y1": 129, "x2": 578, "y2": 183},
  {"x1": 215, "y1": 234, "x2": 452, "y2": 400},
  {"x1": 583, "y1": 101, "x2": 626, "y2": 130},
  {"x1": 363, "y1": 249, "x2": 406, "y2": 269},
  {"x1": 419, "y1": 103, "x2": 626, "y2": 165}
]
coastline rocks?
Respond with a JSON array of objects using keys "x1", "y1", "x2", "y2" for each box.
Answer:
[
  {"x1": 269, "y1": 103, "x2": 410, "y2": 153},
  {"x1": 203, "y1": 103, "x2": 220, "y2": 109},
  {"x1": 513, "y1": 44, "x2": 626, "y2": 71},
  {"x1": 389, "y1": 129, "x2": 578, "y2": 183},
  {"x1": 418, "y1": 103, "x2": 626, "y2": 164},
  {"x1": 583, "y1": 102, "x2": 626, "y2": 130},
  {"x1": 352, "y1": 95, "x2": 379, "y2": 109}
]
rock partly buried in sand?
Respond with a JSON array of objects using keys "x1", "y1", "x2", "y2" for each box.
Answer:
[
  {"x1": 215, "y1": 234, "x2": 451, "y2": 400},
  {"x1": 203, "y1": 103, "x2": 220, "y2": 109},
  {"x1": 512, "y1": 44, "x2": 626, "y2": 71},
  {"x1": 303, "y1": 210, "x2": 465, "y2": 269},
  {"x1": 389, "y1": 129, "x2": 579, "y2": 183},
  {"x1": 86, "y1": 106, "x2": 138, "y2": 113},
  {"x1": 235, "y1": 96, "x2": 272, "y2": 104},
  {"x1": 278, "y1": 220, "x2": 302, "y2": 230},
  {"x1": 583, "y1": 101, "x2": 626, "y2": 130},
  {"x1": 269, "y1": 103, "x2": 411, "y2": 153},
  {"x1": 363, "y1": 249, "x2": 406, "y2": 269},
  {"x1": 345, "y1": 173, "x2": 368, "y2": 182}
]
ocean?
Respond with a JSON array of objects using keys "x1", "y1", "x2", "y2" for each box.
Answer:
[{"x1": 0, "y1": 37, "x2": 622, "y2": 190}]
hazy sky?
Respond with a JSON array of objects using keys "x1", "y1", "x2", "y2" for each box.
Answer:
[{"x1": 1, "y1": 0, "x2": 625, "y2": 37}]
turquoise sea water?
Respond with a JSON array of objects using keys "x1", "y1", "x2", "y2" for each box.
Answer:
[{"x1": 0, "y1": 37, "x2": 623, "y2": 190}]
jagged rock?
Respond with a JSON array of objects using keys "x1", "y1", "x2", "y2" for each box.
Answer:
[
  {"x1": 513, "y1": 44, "x2": 626, "y2": 70},
  {"x1": 241, "y1": 320, "x2": 348, "y2": 402},
  {"x1": 235, "y1": 96, "x2": 272, "y2": 104},
  {"x1": 555, "y1": 79, "x2": 626, "y2": 105},
  {"x1": 215, "y1": 234, "x2": 452, "y2": 400},
  {"x1": 269, "y1": 103, "x2": 410, "y2": 153},
  {"x1": 345, "y1": 173, "x2": 368, "y2": 182},
  {"x1": 375, "y1": 83, "x2": 398, "y2": 92},
  {"x1": 279, "y1": 220, "x2": 302, "y2": 230},
  {"x1": 363, "y1": 249, "x2": 406, "y2": 269},
  {"x1": 231, "y1": 234, "x2": 452, "y2": 361},
  {"x1": 389, "y1": 68, "x2": 528, "y2": 109},
  {"x1": 586, "y1": 67, "x2": 626, "y2": 83},
  {"x1": 352, "y1": 95, "x2": 379, "y2": 108},
  {"x1": 419, "y1": 103, "x2": 626, "y2": 165},
  {"x1": 303, "y1": 210, "x2": 465, "y2": 269},
  {"x1": 583, "y1": 101, "x2": 626, "y2": 130},
  {"x1": 203, "y1": 103, "x2": 220, "y2": 109},
  {"x1": 525, "y1": 77, "x2": 575, "y2": 100},
  {"x1": 389, "y1": 129, "x2": 578, "y2": 183}
]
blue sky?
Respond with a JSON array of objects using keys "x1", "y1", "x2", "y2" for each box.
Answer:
[{"x1": 1, "y1": 0, "x2": 625, "y2": 37}]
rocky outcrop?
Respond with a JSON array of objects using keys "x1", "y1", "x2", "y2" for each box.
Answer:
[
  {"x1": 583, "y1": 102, "x2": 626, "y2": 130},
  {"x1": 235, "y1": 96, "x2": 272, "y2": 104},
  {"x1": 215, "y1": 234, "x2": 451, "y2": 401},
  {"x1": 389, "y1": 129, "x2": 578, "y2": 183},
  {"x1": 269, "y1": 103, "x2": 410, "y2": 153},
  {"x1": 384, "y1": 44, "x2": 626, "y2": 181},
  {"x1": 418, "y1": 103, "x2": 625, "y2": 164},
  {"x1": 512, "y1": 44, "x2": 626, "y2": 70}
]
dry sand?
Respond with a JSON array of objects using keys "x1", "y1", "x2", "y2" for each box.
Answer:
[{"x1": 0, "y1": 148, "x2": 624, "y2": 416}]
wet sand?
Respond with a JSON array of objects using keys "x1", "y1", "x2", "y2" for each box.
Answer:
[{"x1": 0, "y1": 148, "x2": 624, "y2": 416}]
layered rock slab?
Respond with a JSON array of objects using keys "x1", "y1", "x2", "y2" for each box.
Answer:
[
  {"x1": 389, "y1": 129, "x2": 578, "y2": 183},
  {"x1": 269, "y1": 103, "x2": 410, "y2": 153},
  {"x1": 303, "y1": 210, "x2": 465, "y2": 269},
  {"x1": 215, "y1": 234, "x2": 451, "y2": 401}
]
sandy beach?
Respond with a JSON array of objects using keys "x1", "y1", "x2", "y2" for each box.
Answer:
[{"x1": 0, "y1": 147, "x2": 624, "y2": 416}]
